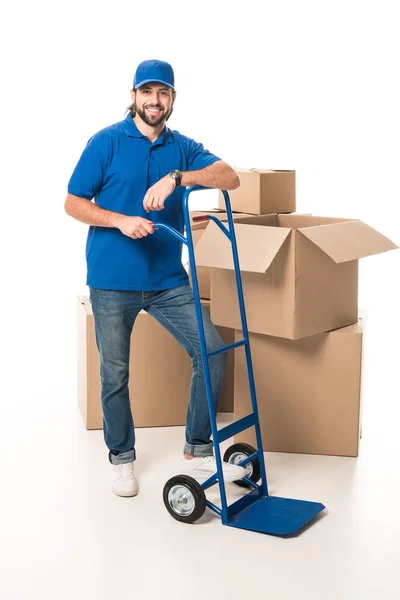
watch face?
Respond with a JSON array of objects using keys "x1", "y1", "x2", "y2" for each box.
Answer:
[{"x1": 170, "y1": 170, "x2": 181, "y2": 186}]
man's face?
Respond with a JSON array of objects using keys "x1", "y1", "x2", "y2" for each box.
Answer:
[{"x1": 132, "y1": 83, "x2": 175, "y2": 126}]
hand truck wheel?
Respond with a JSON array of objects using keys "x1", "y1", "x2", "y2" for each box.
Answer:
[
  {"x1": 163, "y1": 475, "x2": 206, "y2": 523},
  {"x1": 223, "y1": 443, "x2": 261, "y2": 488}
]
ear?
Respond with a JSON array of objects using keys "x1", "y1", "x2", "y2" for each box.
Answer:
[
  {"x1": 130, "y1": 88, "x2": 136, "y2": 102},
  {"x1": 172, "y1": 90, "x2": 177, "y2": 105}
]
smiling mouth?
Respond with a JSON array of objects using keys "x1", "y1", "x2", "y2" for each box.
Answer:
[{"x1": 146, "y1": 107, "x2": 163, "y2": 114}]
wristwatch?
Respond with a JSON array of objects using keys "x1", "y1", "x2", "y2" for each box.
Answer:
[{"x1": 169, "y1": 169, "x2": 182, "y2": 188}]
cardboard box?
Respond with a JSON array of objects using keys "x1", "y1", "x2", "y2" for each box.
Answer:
[
  {"x1": 234, "y1": 317, "x2": 365, "y2": 457},
  {"x1": 188, "y1": 210, "x2": 252, "y2": 299},
  {"x1": 195, "y1": 213, "x2": 398, "y2": 339},
  {"x1": 217, "y1": 169, "x2": 296, "y2": 214},
  {"x1": 77, "y1": 296, "x2": 233, "y2": 430}
]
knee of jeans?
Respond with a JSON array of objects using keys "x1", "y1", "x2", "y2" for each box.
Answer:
[
  {"x1": 211, "y1": 335, "x2": 227, "y2": 360},
  {"x1": 190, "y1": 329, "x2": 227, "y2": 366},
  {"x1": 206, "y1": 331, "x2": 228, "y2": 367},
  {"x1": 213, "y1": 348, "x2": 228, "y2": 371},
  {"x1": 101, "y1": 360, "x2": 129, "y2": 388}
]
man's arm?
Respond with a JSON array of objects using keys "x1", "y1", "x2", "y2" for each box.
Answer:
[
  {"x1": 64, "y1": 194, "x2": 154, "y2": 239},
  {"x1": 181, "y1": 160, "x2": 240, "y2": 190},
  {"x1": 142, "y1": 161, "x2": 240, "y2": 212},
  {"x1": 64, "y1": 194, "x2": 121, "y2": 227}
]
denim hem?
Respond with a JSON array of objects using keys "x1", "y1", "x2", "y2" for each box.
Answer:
[
  {"x1": 108, "y1": 449, "x2": 136, "y2": 465},
  {"x1": 183, "y1": 442, "x2": 214, "y2": 457}
]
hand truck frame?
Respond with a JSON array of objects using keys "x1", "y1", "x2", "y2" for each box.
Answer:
[{"x1": 157, "y1": 186, "x2": 325, "y2": 536}]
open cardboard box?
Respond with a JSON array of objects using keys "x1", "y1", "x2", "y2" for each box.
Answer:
[{"x1": 195, "y1": 213, "x2": 398, "y2": 339}]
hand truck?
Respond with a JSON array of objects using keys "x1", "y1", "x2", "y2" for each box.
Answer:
[{"x1": 155, "y1": 186, "x2": 325, "y2": 536}]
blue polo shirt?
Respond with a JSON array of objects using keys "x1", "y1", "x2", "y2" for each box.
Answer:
[{"x1": 67, "y1": 114, "x2": 220, "y2": 290}]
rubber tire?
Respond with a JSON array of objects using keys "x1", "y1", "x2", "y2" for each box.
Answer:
[
  {"x1": 163, "y1": 475, "x2": 206, "y2": 524},
  {"x1": 223, "y1": 443, "x2": 261, "y2": 488}
]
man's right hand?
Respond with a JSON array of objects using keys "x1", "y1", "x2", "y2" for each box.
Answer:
[{"x1": 115, "y1": 215, "x2": 155, "y2": 239}]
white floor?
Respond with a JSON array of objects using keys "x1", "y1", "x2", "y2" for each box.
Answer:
[{"x1": 1, "y1": 296, "x2": 400, "y2": 600}]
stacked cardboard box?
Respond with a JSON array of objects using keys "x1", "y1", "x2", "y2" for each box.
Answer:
[
  {"x1": 194, "y1": 169, "x2": 398, "y2": 456},
  {"x1": 77, "y1": 296, "x2": 234, "y2": 430},
  {"x1": 216, "y1": 169, "x2": 296, "y2": 215}
]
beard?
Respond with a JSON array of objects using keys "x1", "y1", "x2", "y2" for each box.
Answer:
[{"x1": 135, "y1": 103, "x2": 173, "y2": 127}]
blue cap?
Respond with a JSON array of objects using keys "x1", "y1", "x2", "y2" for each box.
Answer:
[{"x1": 133, "y1": 59, "x2": 175, "y2": 90}]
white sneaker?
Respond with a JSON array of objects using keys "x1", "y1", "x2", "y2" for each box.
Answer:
[
  {"x1": 181, "y1": 455, "x2": 246, "y2": 482},
  {"x1": 111, "y1": 461, "x2": 138, "y2": 497}
]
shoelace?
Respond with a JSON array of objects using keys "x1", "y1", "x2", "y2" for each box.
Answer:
[{"x1": 116, "y1": 463, "x2": 134, "y2": 479}]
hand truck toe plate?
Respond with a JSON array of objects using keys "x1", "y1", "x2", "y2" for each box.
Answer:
[{"x1": 228, "y1": 494, "x2": 325, "y2": 536}]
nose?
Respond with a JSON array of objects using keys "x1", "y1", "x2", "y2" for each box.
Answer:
[{"x1": 148, "y1": 91, "x2": 161, "y2": 104}]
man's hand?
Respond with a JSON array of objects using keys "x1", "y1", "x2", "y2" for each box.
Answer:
[
  {"x1": 115, "y1": 215, "x2": 155, "y2": 239},
  {"x1": 143, "y1": 175, "x2": 175, "y2": 213}
]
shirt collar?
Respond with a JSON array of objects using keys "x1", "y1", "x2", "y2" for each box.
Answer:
[{"x1": 122, "y1": 113, "x2": 171, "y2": 145}]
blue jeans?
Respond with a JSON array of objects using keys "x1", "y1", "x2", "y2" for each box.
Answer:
[{"x1": 89, "y1": 285, "x2": 227, "y2": 465}]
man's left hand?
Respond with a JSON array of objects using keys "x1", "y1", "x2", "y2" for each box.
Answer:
[{"x1": 143, "y1": 175, "x2": 176, "y2": 213}]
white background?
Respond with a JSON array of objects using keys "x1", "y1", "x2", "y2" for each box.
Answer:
[{"x1": 1, "y1": 1, "x2": 400, "y2": 591}]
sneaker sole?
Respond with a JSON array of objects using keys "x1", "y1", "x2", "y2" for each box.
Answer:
[{"x1": 112, "y1": 484, "x2": 139, "y2": 497}]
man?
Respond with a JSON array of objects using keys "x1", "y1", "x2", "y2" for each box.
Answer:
[{"x1": 65, "y1": 59, "x2": 246, "y2": 497}]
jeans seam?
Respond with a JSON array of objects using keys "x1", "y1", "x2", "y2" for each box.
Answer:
[{"x1": 148, "y1": 305, "x2": 201, "y2": 441}]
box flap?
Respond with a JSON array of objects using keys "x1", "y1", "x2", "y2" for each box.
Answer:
[
  {"x1": 232, "y1": 214, "x2": 279, "y2": 226},
  {"x1": 194, "y1": 221, "x2": 291, "y2": 273},
  {"x1": 278, "y1": 214, "x2": 349, "y2": 228},
  {"x1": 190, "y1": 210, "x2": 254, "y2": 230},
  {"x1": 298, "y1": 220, "x2": 398, "y2": 263}
]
